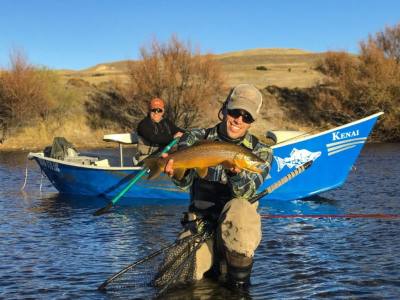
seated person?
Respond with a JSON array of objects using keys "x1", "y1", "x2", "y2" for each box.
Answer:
[{"x1": 135, "y1": 97, "x2": 183, "y2": 163}]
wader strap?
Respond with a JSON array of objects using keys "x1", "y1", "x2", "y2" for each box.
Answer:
[{"x1": 189, "y1": 178, "x2": 232, "y2": 220}]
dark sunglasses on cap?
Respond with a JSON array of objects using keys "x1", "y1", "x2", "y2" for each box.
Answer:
[
  {"x1": 150, "y1": 108, "x2": 164, "y2": 113},
  {"x1": 227, "y1": 109, "x2": 255, "y2": 124}
]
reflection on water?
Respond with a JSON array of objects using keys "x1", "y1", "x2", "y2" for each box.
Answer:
[{"x1": 1, "y1": 144, "x2": 400, "y2": 299}]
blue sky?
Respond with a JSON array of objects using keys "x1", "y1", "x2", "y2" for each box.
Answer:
[{"x1": 1, "y1": 0, "x2": 399, "y2": 70}]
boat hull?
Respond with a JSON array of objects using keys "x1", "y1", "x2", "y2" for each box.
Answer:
[
  {"x1": 30, "y1": 112, "x2": 383, "y2": 204},
  {"x1": 264, "y1": 113, "x2": 383, "y2": 200}
]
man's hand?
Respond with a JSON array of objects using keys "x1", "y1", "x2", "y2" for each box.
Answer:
[
  {"x1": 229, "y1": 166, "x2": 241, "y2": 174},
  {"x1": 173, "y1": 131, "x2": 184, "y2": 138},
  {"x1": 161, "y1": 153, "x2": 174, "y2": 177}
]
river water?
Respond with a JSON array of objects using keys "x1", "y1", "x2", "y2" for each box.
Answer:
[{"x1": 1, "y1": 144, "x2": 399, "y2": 299}]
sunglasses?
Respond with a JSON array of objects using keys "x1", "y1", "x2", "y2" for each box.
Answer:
[
  {"x1": 227, "y1": 109, "x2": 254, "y2": 124},
  {"x1": 150, "y1": 108, "x2": 164, "y2": 113}
]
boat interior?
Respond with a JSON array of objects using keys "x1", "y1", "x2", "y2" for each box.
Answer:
[{"x1": 30, "y1": 130, "x2": 308, "y2": 169}]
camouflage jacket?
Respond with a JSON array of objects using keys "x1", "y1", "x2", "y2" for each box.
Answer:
[{"x1": 172, "y1": 123, "x2": 273, "y2": 200}]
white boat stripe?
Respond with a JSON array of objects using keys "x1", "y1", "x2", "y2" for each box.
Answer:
[
  {"x1": 327, "y1": 141, "x2": 366, "y2": 152},
  {"x1": 328, "y1": 145, "x2": 357, "y2": 156},
  {"x1": 326, "y1": 137, "x2": 367, "y2": 147}
]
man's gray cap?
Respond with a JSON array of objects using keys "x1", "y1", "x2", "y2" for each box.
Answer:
[{"x1": 227, "y1": 84, "x2": 263, "y2": 120}]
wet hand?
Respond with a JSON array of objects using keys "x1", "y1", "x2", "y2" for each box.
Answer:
[
  {"x1": 229, "y1": 166, "x2": 241, "y2": 174},
  {"x1": 161, "y1": 153, "x2": 174, "y2": 177},
  {"x1": 174, "y1": 131, "x2": 184, "y2": 138}
]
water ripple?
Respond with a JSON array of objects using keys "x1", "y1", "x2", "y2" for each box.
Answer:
[{"x1": 1, "y1": 145, "x2": 400, "y2": 299}]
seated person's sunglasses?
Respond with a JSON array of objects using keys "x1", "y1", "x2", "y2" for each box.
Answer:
[{"x1": 150, "y1": 108, "x2": 164, "y2": 113}]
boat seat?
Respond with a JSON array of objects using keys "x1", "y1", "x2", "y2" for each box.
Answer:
[
  {"x1": 103, "y1": 133, "x2": 139, "y2": 144},
  {"x1": 64, "y1": 156, "x2": 99, "y2": 165},
  {"x1": 266, "y1": 130, "x2": 308, "y2": 144},
  {"x1": 94, "y1": 159, "x2": 110, "y2": 167},
  {"x1": 103, "y1": 132, "x2": 139, "y2": 167}
]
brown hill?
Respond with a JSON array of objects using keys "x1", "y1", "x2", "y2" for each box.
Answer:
[{"x1": 58, "y1": 48, "x2": 325, "y2": 89}]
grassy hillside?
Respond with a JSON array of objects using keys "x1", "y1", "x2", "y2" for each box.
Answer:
[
  {"x1": 57, "y1": 48, "x2": 325, "y2": 88},
  {"x1": 2, "y1": 48, "x2": 328, "y2": 151},
  {"x1": 216, "y1": 48, "x2": 325, "y2": 88}
]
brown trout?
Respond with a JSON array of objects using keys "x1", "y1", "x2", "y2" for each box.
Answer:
[{"x1": 143, "y1": 140, "x2": 266, "y2": 180}]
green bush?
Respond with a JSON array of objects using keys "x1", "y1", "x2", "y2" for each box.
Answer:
[{"x1": 256, "y1": 65, "x2": 268, "y2": 71}]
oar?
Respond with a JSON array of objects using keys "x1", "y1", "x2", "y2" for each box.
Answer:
[
  {"x1": 93, "y1": 138, "x2": 179, "y2": 216},
  {"x1": 250, "y1": 160, "x2": 313, "y2": 204}
]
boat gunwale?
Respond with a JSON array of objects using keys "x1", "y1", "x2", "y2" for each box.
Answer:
[
  {"x1": 271, "y1": 112, "x2": 384, "y2": 149},
  {"x1": 28, "y1": 152, "x2": 143, "y2": 171}
]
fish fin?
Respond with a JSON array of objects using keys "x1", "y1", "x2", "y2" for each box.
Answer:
[
  {"x1": 233, "y1": 154, "x2": 263, "y2": 174},
  {"x1": 242, "y1": 166, "x2": 263, "y2": 174},
  {"x1": 195, "y1": 167, "x2": 208, "y2": 178},
  {"x1": 232, "y1": 153, "x2": 248, "y2": 170},
  {"x1": 274, "y1": 156, "x2": 285, "y2": 172},
  {"x1": 173, "y1": 168, "x2": 187, "y2": 181},
  {"x1": 143, "y1": 158, "x2": 163, "y2": 180}
]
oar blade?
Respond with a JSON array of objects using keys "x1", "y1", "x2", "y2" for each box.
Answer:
[{"x1": 93, "y1": 202, "x2": 113, "y2": 216}]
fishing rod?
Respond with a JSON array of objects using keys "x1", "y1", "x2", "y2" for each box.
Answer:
[
  {"x1": 261, "y1": 213, "x2": 400, "y2": 219},
  {"x1": 93, "y1": 138, "x2": 179, "y2": 216},
  {"x1": 270, "y1": 125, "x2": 331, "y2": 146},
  {"x1": 250, "y1": 160, "x2": 313, "y2": 204},
  {"x1": 270, "y1": 112, "x2": 357, "y2": 146}
]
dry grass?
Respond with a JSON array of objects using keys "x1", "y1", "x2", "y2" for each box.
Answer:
[
  {"x1": 56, "y1": 48, "x2": 326, "y2": 88},
  {"x1": 1, "y1": 116, "x2": 109, "y2": 151},
  {"x1": 1, "y1": 48, "x2": 327, "y2": 151}
]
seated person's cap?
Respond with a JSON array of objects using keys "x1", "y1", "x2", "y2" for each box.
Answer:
[
  {"x1": 227, "y1": 84, "x2": 263, "y2": 120},
  {"x1": 150, "y1": 98, "x2": 165, "y2": 109}
]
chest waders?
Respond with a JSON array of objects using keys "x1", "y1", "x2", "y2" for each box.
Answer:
[
  {"x1": 188, "y1": 179, "x2": 255, "y2": 288},
  {"x1": 185, "y1": 129, "x2": 260, "y2": 289}
]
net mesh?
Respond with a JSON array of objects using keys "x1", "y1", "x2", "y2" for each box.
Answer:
[{"x1": 99, "y1": 230, "x2": 212, "y2": 297}]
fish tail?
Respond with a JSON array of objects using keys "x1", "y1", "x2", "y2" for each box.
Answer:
[
  {"x1": 274, "y1": 156, "x2": 285, "y2": 172},
  {"x1": 143, "y1": 158, "x2": 164, "y2": 180}
]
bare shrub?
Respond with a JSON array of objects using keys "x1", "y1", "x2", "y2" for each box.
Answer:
[
  {"x1": 0, "y1": 52, "x2": 55, "y2": 130},
  {"x1": 86, "y1": 36, "x2": 226, "y2": 130},
  {"x1": 315, "y1": 51, "x2": 359, "y2": 99},
  {"x1": 85, "y1": 84, "x2": 136, "y2": 131},
  {"x1": 314, "y1": 23, "x2": 400, "y2": 141},
  {"x1": 124, "y1": 36, "x2": 226, "y2": 128},
  {"x1": 0, "y1": 50, "x2": 83, "y2": 142},
  {"x1": 372, "y1": 23, "x2": 400, "y2": 62}
]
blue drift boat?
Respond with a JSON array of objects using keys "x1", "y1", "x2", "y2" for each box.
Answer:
[{"x1": 28, "y1": 112, "x2": 383, "y2": 204}]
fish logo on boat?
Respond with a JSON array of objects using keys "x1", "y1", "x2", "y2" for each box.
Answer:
[{"x1": 274, "y1": 148, "x2": 321, "y2": 172}]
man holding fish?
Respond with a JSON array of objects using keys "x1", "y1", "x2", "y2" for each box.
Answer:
[{"x1": 147, "y1": 84, "x2": 273, "y2": 289}]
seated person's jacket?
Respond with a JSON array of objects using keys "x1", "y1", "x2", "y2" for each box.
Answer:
[{"x1": 136, "y1": 116, "x2": 182, "y2": 160}]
